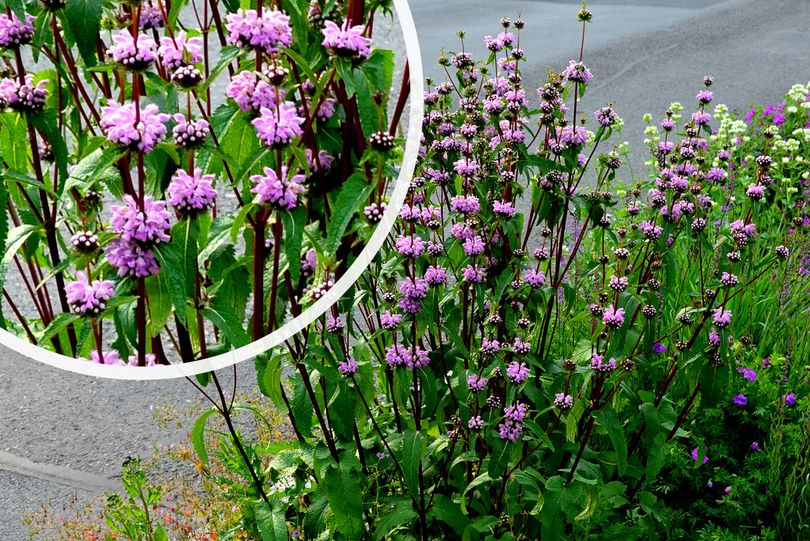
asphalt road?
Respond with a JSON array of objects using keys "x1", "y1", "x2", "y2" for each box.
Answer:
[{"x1": 2, "y1": 0, "x2": 809, "y2": 537}]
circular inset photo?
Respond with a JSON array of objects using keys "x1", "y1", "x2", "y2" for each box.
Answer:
[{"x1": 0, "y1": 0, "x2": 422, "y2": 377}]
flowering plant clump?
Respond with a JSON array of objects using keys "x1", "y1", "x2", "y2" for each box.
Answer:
[
  {"x1": 0, "y1": 0, "x2": 410, "y2": 366},
  {"x1": 172, "y1": 10, "x2": 810, "y2": 540}
]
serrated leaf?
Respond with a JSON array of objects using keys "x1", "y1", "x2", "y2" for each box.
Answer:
[
  {"x1": 325, "y1": 173, "x2": 373, "y2": 255},
  {"x1": 323, "y1": 461, "x2": 364, "y2": 538},
  {"x1": 281, "y1": 206, "x2": 306, "y2": 282},
  {"x1": 191, "y1": 407, "x2": 218, "y2": 466}
]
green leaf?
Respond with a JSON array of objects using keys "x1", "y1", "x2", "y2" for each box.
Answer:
[
  {"x1": 400, "y1": 429, "x2": 425, "y2": 501},
  {"x1": 596, "y1": 410, "x2": 627, "y2": 476},
  {"x1": 325, "y1": 173, "x2": 373, "y2": 255},
  {"x1": 154, "y1": 217, "x2": 199, "y2": 327},
  {"x1": 0, "y1": 224, "x2": 37, "y2": 307},
  {"x1": 145, "y1": 273, "x2": 172, "y2": 337},
  {"x1": 38, "y1": 312, "x2": 79, "y2": 344},
  {"x1": 255, "y1": 501, "x2": 288, "y2": 541},
  {"x1": 0, "y1": 112, "x2": 29, "y2": 172},
  {"x1": 323, "y1": 460, "x2": 364, "y2": 538},
  {"x1": 201, "y1": 298, "x2": 250, "y2": 348},
  {"x1": 281, "y1": 206, "x2": 306, "y2": 283},
  {"x1": 191, "y1": 407, "x2": 218, "y2": 466},
  {"x1": 3, "y1": 0, "x2": 25, "y2": 22},
  {"x1": 373, "y1": 497, "x2": 417, "y2": 541},
  {"x1": 28, "y1": 110, "x2": 69, "y2": 192},
  {"x1": 62, "y1": 0, "x2": 102, "y2": 67},
  {"x1": 461, "y1": 472, "x2": 492, "y2": 514},
  {"x1": 256, "y1": 353, "x2": 286, "y2": 409}
]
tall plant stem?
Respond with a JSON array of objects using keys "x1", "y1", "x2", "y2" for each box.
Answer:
[
  {"x1": 211, "y1": 373, "x2": 271, "y2": 505},
  {"x1": 251, "y1": 216, "x2": 267, "y2": 340}
]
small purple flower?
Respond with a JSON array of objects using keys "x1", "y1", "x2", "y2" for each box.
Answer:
[
  {"x1": 783, "y1": 392, "x2": 796, "y2": 407},
  {"x1": 751, "y1": 441, "x2": 761, "y2": 452},
  {"x1": 462, "y1": 235, "x2": 485, "y2": 256},
  {"x1": 498, "y1": 419, "x2": 523, "y2": 442},
  {"x1": 250, "y1": 166, "x2": 306, "y2": 209},
  {"x1": 732, "y1": 393, "x2": 747, "y2": 407},
  {"x1": 100, "y1": 102, "x2": 170, "y2": 153},
  {"x1": 110, "y1": 195, "x2": 171, "y2": 245},
  {"x1": 696, "y1": 90, "x2": 713, "y2": 104},
  {"x1": 691, "y1": 446, "x2": 709, "y2": 465},
  {"x1": 226, "y1": 71, "x2": 276, "y2": 112},
  {"x1": 321, "y1": 20, "x2": 372, "y2": 59},
  {"x1": 554, "y1": 393, "x2": 573, "y2": 410},
  {"x1": 108, "y1": 30, "x2": 157, "y2": 70},
  {"x1": 492, "y1": 200, "x2": 516, "y2": 217},
  {"x1": 450, "y1": 195, "x2": 480, "y2": 215},
  {"x1": 399, "y1": 277, "x2": 428, "y2": 299},
  {"x1": 561, "y1": 60, "x2": 592, "y2": 83},
  {"x1": 0, "y1": 75, "x2": 47, "y2": 111},
  {"x1": 172, "y1": 114, "x2": 210, "y2": 149},
  {"x1": 746, "y1": 183, "x2": 765, "y2": 200},
  {"x1": 724, "y1": 486, "x2": 731, "y2": 495},
  {"x1": 453, "y1": 159, "x2": 480, "y2": 178},
  {"x1": 395, "y1": 235, "x2": 425, "y2": 257},
  {"x1": 523, "y1": 269, "x2": 546, "y2": 288},
  {"x1": 467, "y1": 374, "x2": 488, "y2": 392},
  {"x1": 513, "y1": 338, "x2": 530, "y2": 355},
  {"x1": 105, "y1": 238, "x2": 160, "y2": 278},
  {"x1": 226, "y1": 9, "x2": 292, "y2": 55},
  {"x1": 252, "y1": 103, "x2": 304, "y2": 147},
  {"x1": 461, "y1": 264, "x2": 486, "y2": 284},
  {"x1": 0, "y1": 12, "x2": 35, "y2": 48},
  {"x1": 591, "y1": 354, "x2": 616, "y2": 373},
  {"x1": 167, "y1": 168, "x2": 217, "y2": 213},
  {"x1": 127, "y1": 353, "x2": 158, "y2": 367},
  {"x1": 158, "y1": 31, "x2": 203, "y2": 71},
  {"x1": 326, "y1": 315, "x2": 345, "y2": 333},
  {"x1": 379, "y1": 310, "x2": 402, "y2": 330},
  {"x1": 737, "y1": 367, "x2": 757, "y2": 381},
  {"x1": 712, "y1": 308, "x2": 732, "y2": 328},
  {"x1": 504, "y1": 401, "x2": 529, "y2": 422},
  {"x1": 652, "y1": 341, "x2": 667, "y2": 354},
  {"x1": 481, "y1": 338, "x2": 500, "y2": 356},
  {"x1": 306, "y1": 149, "x2": 334, "y2": 173},
  {"x1": 337, "y1": 356, "x2": 358, "y2": 376},
  {"x1": 66, "y1": 272, "x2": 115, "y2": 316},
  {"x1": 424, "y1": 265, "x2": 447, "y2": 286},
  {"x1": 87, "y1": 350, "x2": 125, "y2": 366},
  {"x1": 594, "y1": 106, "x2": 618, "y2": 127},
  {"x1": 468, "y1": 415, "x2": 484, "y2": 431},
  {"x1": 557, "y1": 125, "x2": 590, "y2": 147},
  {"x1": 708, "y1": 328, "x2": 720, "y2": 346},
  {"x1": 506, "y1": 361, "x2": 530, "y2": 383},
  {"x1": 762, "y1": 357, "x2": 771, "y2": 368},
  {"x1": 602, "y1": 306, "x2": 624, "y2": 329},
  {"x1": 139, "y1": 3, "x2": 163, "y2": 30}
]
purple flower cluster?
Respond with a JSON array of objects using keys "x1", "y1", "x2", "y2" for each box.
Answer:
[
  {"x1": 467, "y1": 374, "x2": 488, "y2": 392},
  {"x1": 506, "y1": 361, "x2": 530, "y2": 383},
  {"x1": 591, "y1": 354, "x2": 616, "y2": 373},
  {"x1": 252, "y1": 102, "x2": 304, "y2": 147},
  {"x1": 385, "y1": 344, "x2": 430, "y2": 370},
  {"x1": 0, "y1": 75, "x2": 48, "y2": 111},
  {"x1": 110, "y1": 195, "x2": 172, "y2": 244},
  {"x1": 337, "y1": 356, "x2": 358, "y2": 376},
  {"x1": 108, "y1": 30, "x2": 157, "y2": 70},
  {"x1": 250, "y1": 166, "x2": 306, "y2": 209},
  {"x1": 321, "y1": 20, "x2": 372, "y2": 59},
  {"x1": 66, "y1": 272, "x2": 115, "y2": 316},
  {"x1": 225, "y1": 9, "x2": 292, "y2": 55},
  {"x1": 561, "y1": 60, "x2": 592, "y2": 84},
  {"x1": 100, "y1": 102, "x2": 170, "y2": 153},
  {"x1": 158, "y1": 31, "x2": 203, "y2": 71},
  {"x1": 227, "y1": 70, "x2": 277, "y2": 113},
  {"x1": 602, "y1": 306, "x2": 624, "y2": 329},
  {"x1": 498, "y1": 401, "x2": 528, "y2": 442},
  {"x1": 0, "y1": 12, "x2": 35, "y2": 48},
  {"x1": 106, "y1": 196, "x2": 171, "y2": 278},
  {"x1": 167, "y1": 168, "x2": 217, "y2": 213}
]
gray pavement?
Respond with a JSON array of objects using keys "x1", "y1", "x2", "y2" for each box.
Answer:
[{"x1": 2, "y1": 0, "x2": 810, "y2": 537}]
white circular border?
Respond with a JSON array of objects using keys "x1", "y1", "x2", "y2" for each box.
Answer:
[{"x1": 2, "y1": 0, "x2": 423, "y2": 380}]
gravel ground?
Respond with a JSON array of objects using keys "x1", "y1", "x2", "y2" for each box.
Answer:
[{"x1": 3, "y1": 0, "x2": 810, "y2": 537}]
